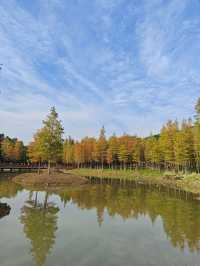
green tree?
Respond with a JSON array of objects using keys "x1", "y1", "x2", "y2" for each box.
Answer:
[{"x1": 31, "y1": 107, "x2": 64, "y2": 174}]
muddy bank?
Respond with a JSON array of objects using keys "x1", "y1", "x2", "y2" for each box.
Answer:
[{"x1": 13, "y1": 172, "x2": 89, "y2": 188}]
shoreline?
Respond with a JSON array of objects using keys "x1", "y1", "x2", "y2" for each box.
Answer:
[
  {"x1": 12, "y1": 172, "x2": 89, "y2": 188},
  {"x1": 66, "y1": 168, "x2": 200, "y2": 198},
  {"x1": 1, "y1": 168, "x2": 200, "y2": 199}
]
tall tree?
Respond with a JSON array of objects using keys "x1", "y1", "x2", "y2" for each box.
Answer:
[
  {"x1": 145, "y1": 136, "x2": 162, "y2": 168},
  {"x1": 28, "y1": 130, "x2": 47, "y2": 173},
  {"x1": 118, "y1": 144, "x2": 129, "y2": 169},
  {"x1": 160, "y1": 120, "x2": 178, "y2": 169},
  {"x1": 31, "y1": 107, "x2": 64, "y2": 174},
  {"x1": 194, "y1": 98, "x2": 200, "y2": 172},
  {"x1": 74, "y1": 142, "x2": 84, "y2": 168},
  {"x1": 106, "y1": 134, "x2": 119, "y2": 168},
  {"x1": 1, "y1": 138, "x2": 15, "y2": 162},
  {"x1": 81, "y1": 137, "x2": 96, "y2": 167},
  {"x1": 63, "y1": 137, "x2": 74, "y2": 166},
  {"x1": 95, "y1": 127, "x2": 107, "y2": 168}
]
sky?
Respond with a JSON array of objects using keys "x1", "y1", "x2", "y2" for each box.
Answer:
[{"x1": 0, "y1": 0, "x2": 200, "y2": 143}]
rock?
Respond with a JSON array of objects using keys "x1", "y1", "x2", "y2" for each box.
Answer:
[{"x1": 0, "y1": 203, "x2": 11, "y2": 219}]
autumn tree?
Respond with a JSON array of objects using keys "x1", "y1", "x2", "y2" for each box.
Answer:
[
  {"x1": 74, "y1": 142, "x2": 84, "y2": 168},
  {"x1": 30, "y1": 107, "x2": 64, "y2": 174},
  {"x1": 28, "y1": 130, "x2": 46, "y2": 173},
  {"x1": 132, "y1": 138, "x2": 144, "y2": 167},
  {"x1": 81, "y1": 137, "x2": 96, "y2": 167},
  {"x1": 144, "y1": 136, "x2": 162, "y2": 168},
  {"x1": 160, "y1": 120, "x2": 178, "y2": 169},
  {"x1": 1, "y1": 138, "x2": 14, "y2": 161},
  {"x1": 1, "y1": 137, "x2": 26, "y2": 163},
  {"x1": 174, "y1": 120, "x2": 195, "y2": 172},
  {"x1": 118, "y1": 144, "x2": 129, "y2": 169},
  {"x1": 94, "y1": 127, "x2": 107, "y2": 168},
  {"x1": 106, "y1": 134, "x2": 119, "y2": 168},
  {"x1": 63, "y1": 137, "x2": 74, "y2": 166},
  {"x1": 194, "y1": 98, "x2": 200, "y2": 172}
]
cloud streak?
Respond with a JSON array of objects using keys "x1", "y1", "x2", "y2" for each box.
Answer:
[{"x1": 0, "y1": 0, "x2": 200, "y2": 143}]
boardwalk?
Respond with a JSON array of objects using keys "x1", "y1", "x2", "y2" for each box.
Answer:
[{"x1": 0, "y1": 163, "x2": 72, "y2": 172}]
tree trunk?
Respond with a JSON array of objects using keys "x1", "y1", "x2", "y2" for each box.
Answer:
[
  {"x1": 48, "y1": 160, "x2": 51, "y2": 175},
  {"x1": 44, "y1": 192, "x2": 49, "y2": 209},
  {"x1": 38, "y1": 160, "x2": 41, "y2": 175},
  {"x1": 34, "y1": 192, "x2": 38, "y2": 207}
]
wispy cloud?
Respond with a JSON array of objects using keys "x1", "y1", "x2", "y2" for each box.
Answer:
[{"x1": 0, "y1": 0, "x2": 200, "y2": 143}]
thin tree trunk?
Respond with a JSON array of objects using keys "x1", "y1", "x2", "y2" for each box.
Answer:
[
  {"x1": 38, "y1": 160, "x2": 41, "y2": 175},
  {"x1": 48, "y1": 160, "x2": 51, "y2": 175},
  {"x1": 34, "y1": 191, "x2": 38, "y2": 207},
  {"x1": 44, "y1": 192, "x2": 49, "y2": 209}
]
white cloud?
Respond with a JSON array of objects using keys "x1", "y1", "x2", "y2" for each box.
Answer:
[{"x1": 0, "y1": 0, "x2": 200, "y2": 143}]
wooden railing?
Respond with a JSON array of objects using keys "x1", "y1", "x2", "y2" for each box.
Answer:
[{"x1": 0, "y1": 163, "x2": 74, "y2": 172}]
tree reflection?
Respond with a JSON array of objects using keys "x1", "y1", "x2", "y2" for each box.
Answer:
[
  {"x1": 58, "y1": 184, "x2": 200, "y2": 252},
  {"x1": 0, "y1": 179, "x2": 22, "y2": 198},
  {"x1": 21, "y1": 191, "x2": 59, "y2": 266}
]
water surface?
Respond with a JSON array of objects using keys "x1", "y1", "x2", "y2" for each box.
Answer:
[{"x1": 0, "y1": 179, "x2": 200, "y2": 266}]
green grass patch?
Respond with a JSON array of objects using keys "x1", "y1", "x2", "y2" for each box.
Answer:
[
  {"x1": 67, "y1": 168, "x2": 163, "y2": 180},
  {"x1": 66, "y1": 168, "x2": 200, "y2": 196}
]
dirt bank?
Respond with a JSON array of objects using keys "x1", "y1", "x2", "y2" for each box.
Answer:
[{"x1": 13, "y1": 172, "x2": 89, "y2": 188}]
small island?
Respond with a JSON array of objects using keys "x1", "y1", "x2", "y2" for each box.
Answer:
[{"x1": 13, "y1": 172, "x2": 89, "y2": 189}]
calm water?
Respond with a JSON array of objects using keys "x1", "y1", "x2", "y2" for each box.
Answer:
[{"x1": 0, "y1": 179, "x2": 200, "y2": 266}]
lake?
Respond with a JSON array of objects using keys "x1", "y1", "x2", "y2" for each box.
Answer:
[{"x1": 0, "y1": 178, "x2": 199, "y2": 266}]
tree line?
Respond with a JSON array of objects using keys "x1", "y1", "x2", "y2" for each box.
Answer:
[
  {"x1": 0, "y1": 134, "x2": 26, "y2": 163},
  {"x1": 1, "y1": 98, "x2": 200, "y2": 173},
  {"x1": 62, "y1": 98, "x2": 200, "y2": 172}
]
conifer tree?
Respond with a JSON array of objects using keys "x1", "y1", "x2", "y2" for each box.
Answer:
[
  {"x1": 132, "y1": 139, "x2": 143, "y2": 167},
  {"x1": 81, "y1": 137, "x2": 96, "y2": 167},
  {"x1": 28, "y1": 130, "x2": 46, "y2": 173},
  {"x1": 145, "y1": 136, "x2": 162, "y2": 168},
  {"x1": 63, "y1": 137, "x2": 74, "y2": 166},
  {"x1": 118, "y1": 144, "x2": 129, "y2": 169},
  {"x1": 194, "y1": 98, "x2": 200, "y2": 172},
  {"x1": 106, "y1": 134, "x2": 119, "y2": 168},
  {"x1": 31, "y1": 107, "x2": 64, "y2": 175},
  {"x1": 74, "y1": 142, "x2": 84, "y2": 168},
  {"x1": 1, "y1": 138, "x2": 15, "y2": 162},
  {"x1": 95, "y1": 127, "x2": 107, "y2": 168},
  {"x1": 160, "y1": 120, "x2": 178, "y2": 169}
]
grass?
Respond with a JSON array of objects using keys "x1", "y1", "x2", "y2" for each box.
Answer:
[
  {"x1": 66, "y1": 168, "x2": 164, "y2": 182},
  {"x1": 66, "y1": 168, "x2": 200, "y2": 196},
  {"x1": 177, "y1": 173, "x2": 200, "y2": 195}
]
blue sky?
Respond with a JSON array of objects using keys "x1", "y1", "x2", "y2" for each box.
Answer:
[{"x1": 0, "y1": 0, "x2": 200, "y2": 143}]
